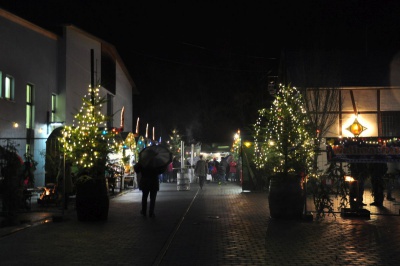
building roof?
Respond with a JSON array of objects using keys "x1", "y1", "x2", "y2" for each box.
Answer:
[
  {"x1": 0, "y1": 7, "x2": 138, "y2": 95},
  {"x1": 0, "y1": 8, "x2": 58, "y2": 40},
  {"x1": 62, "y1": 24, "x2": 138, "y2": 95}
]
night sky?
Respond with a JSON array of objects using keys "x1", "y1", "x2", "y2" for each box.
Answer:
[{"x1": 2, "y1": 0, "x2": 400, "y2": 143}]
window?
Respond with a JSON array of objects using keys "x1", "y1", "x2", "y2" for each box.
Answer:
[
  {"x1": 5, "y1": 75, "x2": 14, "y2": 100},
  {"x1": 381, "y1": 111, "x2": 400, "y2": 137},
  {"x1": 51, "y1": 94, "x2": 57, "y2": 122},
  {"x1": 107, "y1": 93, "x2": 114, "y2": 128},
  {"x1": 0, "y1": 71, "x2": 2, "y2": 98},
  {"x1": 26, "y1": 84, "x2": 34, "y2": 129}
]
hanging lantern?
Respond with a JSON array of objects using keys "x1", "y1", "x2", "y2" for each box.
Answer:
[{"x1": 346, "y1": 117, "x2": 367, "y2": 137}]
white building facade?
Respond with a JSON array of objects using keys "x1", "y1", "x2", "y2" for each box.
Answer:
[
  {"x1": 320, "y1": 86, "x2": 400, "y2": 170},
  {"x1": 0, "y1": 8, "x2": 137, "y2": 186}
]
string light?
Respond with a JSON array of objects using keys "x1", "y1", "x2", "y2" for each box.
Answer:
[
  {"x1": 253, "y1": 84, "x2": 314, "y2": 174},
  {"x1": 61, "y1": 85, "x2": 117, "y2": 171}
]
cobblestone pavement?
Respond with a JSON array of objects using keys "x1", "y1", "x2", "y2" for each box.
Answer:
[{"x1": 1, "y1": 182, "x2": 400, "y2": 265}]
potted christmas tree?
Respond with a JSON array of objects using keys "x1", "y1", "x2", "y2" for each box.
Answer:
[
  {"x1": 61, "y1": 85, "x2": 118, "y2": 221},
  {"x1": 254, "y1": 84, "x2": 314, "y2": 219}
]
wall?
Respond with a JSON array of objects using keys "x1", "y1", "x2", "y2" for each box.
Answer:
[
  {"x1": 115, "y1": 62, "x2": 133, "y2": 132},
  {"x1": 325, "y1": 88, "x2": 400, "y2": 138},
  {"x1": 0, "y1": 10, "x2": 136, "y2": 187},
  {"x1": 0, "y1": 10, "x2": 58, "y2": 186},
  {"x1": 63, "y1": 26, "x2": 102, "y2": 125}
]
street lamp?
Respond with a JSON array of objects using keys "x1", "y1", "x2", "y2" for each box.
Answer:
[{"x1": 233, "y1": 130, "x2": 242, "y2": 185}]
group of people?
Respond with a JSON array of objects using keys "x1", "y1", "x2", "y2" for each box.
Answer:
[
  {"x1": 350, "y1": 162, "x2": 398, "y2": 208},
  {"x1": 158, "y1": 157, "x2": 180, "y2": 183},
  {"x1": 198, "y1": 156, "x2": 238, "y2": 186},
  {"x1": 134, "y1": 153, "x2": 239, "y2": 218},
  {"x1": 158, "y1": 155, "x2": 239, "y2": 187}
]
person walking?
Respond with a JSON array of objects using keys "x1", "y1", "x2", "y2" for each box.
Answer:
[
  {"x1": 385, "y1": 162, "x2": 398, "y2": 201},
  {"x1": 349, "y1": 163, "x2": 368, "y2": 207},
  {"x1": 205, "y1": 159, "x2": 212, "y2": 183},
  {"x1": 370, "y1": 162, "x2": 388, "y2": 206},
  {"x1": 172, "y1": 156, "x2": 180, "y2": 182},
  {"x1": 211, "y1": 158, "x2": 219, "y2": 182},
  {"x1": 195, "y1": 155, "x2": 208, "y2": 189},
  {"x1": 218, "y1": 157, "x2": 228, "y2": 185},
  {"x1": 134, "y1": 162, "x2": 160, "y2": 218},
  {"x1": 167, "y1": 161, "x2": 174, "y2": 183},
  {"x1": 228, "y1": 160, "x2": 237, "y2": 182}
]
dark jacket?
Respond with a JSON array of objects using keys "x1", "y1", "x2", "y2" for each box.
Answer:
[
  {"x1": 370, "y1": 163, "x2": 388, "y2": 178},
  {"x1": 218, "y1": 159, "x2": 228, "y2": 175},
  {"x1": 195, "y1": 159, "x2": 208, "y2": 177},
  {"x1": 172, "y1": 158, "x2": 180, "y2": 173},
  {"x1": 134, "y1": 163, "x2": 160, "y2": 191}
]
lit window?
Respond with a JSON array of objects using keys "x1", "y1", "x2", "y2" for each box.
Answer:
[
  {"x1": 5, "y1": 75, "x2": 14, "y2": 100},
  {"x1": 107, "y1": 93, "x2": 114, "y2": 128},
  {"x1": 26, "y1": 84, "x2": 34, "y2": 129},
  {"x1": 0, "y1": 71, "x2": 2, "y2": 98},
  {"x1": 51, "y1": 94, "x2": 57, "y2": 122}
]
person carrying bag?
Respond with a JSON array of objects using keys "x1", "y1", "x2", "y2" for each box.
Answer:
[{"x1": 195, "y1": 155, "x2": 208, "y2": 190}]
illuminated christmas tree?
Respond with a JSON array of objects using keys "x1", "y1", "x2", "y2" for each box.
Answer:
[
  {"x1": 168, "y1": 129, "x2": 182, "y2": 158},
  {"x1": 231, "y1": 129, "x2": 241, "y2": 162},
  {"x1": 254, "y1": 84, "x2": 314, "y2": 176},
  {"x1": 61, "y1": 85, "x2": 117, "y2": 178}
]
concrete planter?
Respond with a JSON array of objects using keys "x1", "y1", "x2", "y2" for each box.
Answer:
[
  {"x1": 76, "y1": 177, "x2": 110, "y2": 221},
  {"x1": 268, "y1": 173, "x2": 304, "y2": 219}
]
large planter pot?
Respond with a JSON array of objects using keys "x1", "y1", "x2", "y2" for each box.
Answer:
[
  {"x1": 76, "y1": 178, "x2": 110, "y2": 221},
  {"x1": 268, "y1": 173, "x2": 304, "y2": 219}
]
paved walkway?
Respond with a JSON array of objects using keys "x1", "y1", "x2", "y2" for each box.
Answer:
[{"x1": 1, "y1": 181, "x2": 400, "y2": 265}]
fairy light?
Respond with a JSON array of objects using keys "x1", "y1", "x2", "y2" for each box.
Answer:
[
  {"x1": 168, "y1": 129, "x2": 182, "y2": 156},
  {"x1": 230, "y1": 129, "x2": 241, "y2": 161},
  {"x1": 253, "y1": 84, "x2": 314, "y2": 174},
  {"x1": 61, "y1": 84, "x2": 117, "y2": 172}
]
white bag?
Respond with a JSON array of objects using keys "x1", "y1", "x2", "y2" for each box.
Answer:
[{"x1": 206, "y1": 174, "x2": 212, "y2": 181}]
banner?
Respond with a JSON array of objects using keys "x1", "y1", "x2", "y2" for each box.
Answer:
[{"x1": 327, "y1": 137, "x2": 400, "y2": 163}]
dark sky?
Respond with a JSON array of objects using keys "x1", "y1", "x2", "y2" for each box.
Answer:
[{"x1": 2, "y1": 0, "x2": 400, "y2": 143}]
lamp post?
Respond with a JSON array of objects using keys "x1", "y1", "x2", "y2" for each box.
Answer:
[
  {"x1": 61, "y1": 132, "x2": 67, "y2": 216},
  {"x1": 233, "y1": 130, "x2": 242, "y2": 187},
  {"x1": 62, "y1": 150, "x2": 65, "y2": 216},
  {"x1": 239, "y1": 133, "x2": 243, "y2": 187},
  {"x1": 53, "y1": 146, "x2": 65, "y2": 222}
]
